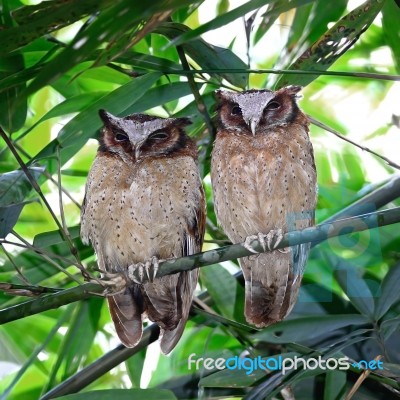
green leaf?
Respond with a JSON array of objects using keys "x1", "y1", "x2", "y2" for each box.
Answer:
[
  {"x1": 116, "y1": 52, "x2": 182, "y2": 72},
  {"x1": 254, "y1": 315, "x2": 369, "y2": 343},
  {"x1": 275, "y1": 0, "x2": 385, "y2": 88},
  {"x1": 0, "y1": 201, "x2": 34, "y2": 238},
  {"x1": 32, "y1": 72, "x2": 161, "y2": 164},
  {"x1": 382, "y1": 0, "x2": 400, "y2": 74},
  {"x1": 0, "y1": 54, "x2": 27, "y2": 132},
  {"x1": 200, "y1": 264, "x2": 245, "y2": 322},
  {"x1": 17, "y1": 92, "x2": 107, "y2": 142},
  {"x1": 167, "y1": 0, "x2": 275, "y2": 47},
  {"x1": 126, "y1": 348, "x2": 147, "y2": 388},
  {"x1": 33, "y1": 226, "x2": 80, "y2": 248},
  {"x1": 334, "y1": 265, "x2": 375, "y2": 319},
  {"x1": 278, "y1": 0, "x2": 347, "y2": 63},
  {"x1": 0, "y1": 167, "x2": 43, "y2": 237},
  {"x1": 0, "y1": 0, "x2": 113, "y2": 55},
  {"x1": 57, "y1": 389, "x2": 177, "y2": 400},
  {"x1": 156, "y1": 22, "x2": 248, "y2": 88},
  {"x1": 324, "y1": 370, "x2": 346, "y2": 400},
  {"x1": 44, "y1": 298, "x2": 103, "y2": 392},
  {"x1": 20, "y1": 1, "x2": 169, "y2": 101},
  {"x1": 374, "y1": 263, "x2": 400, "y2": 319}
]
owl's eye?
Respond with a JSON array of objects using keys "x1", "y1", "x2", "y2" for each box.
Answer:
[
  {"x1": 231, "y1": 105, "x2": 242, "y2": 116},
  {"x1": 115, "y1": 130, "x2": 129, "y2": 142},
  {"x1": 148, "y1": 131, "x2": 168, "y2": 140},
  {"x1": 265, "y1": 101, "x2": 281, "y2": 111}
]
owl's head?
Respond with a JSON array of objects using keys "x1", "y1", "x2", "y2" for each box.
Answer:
[
  {"x1": 215, "y1": 86, "x2": 303, "y2": 135},
  {"x1": 98, "y1": 110, "x2": 192, "y2": 162}
]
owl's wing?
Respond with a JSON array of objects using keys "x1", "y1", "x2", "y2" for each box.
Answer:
[
  {"x1": 96, "y1": 247, "x2": 145, "y2": 348},
  {"x1": 159, "y1": 186, "x2": 205, "y2": 354},
  {"x1": 107, "y1": 285, "x2": 144, "y2": 347}
]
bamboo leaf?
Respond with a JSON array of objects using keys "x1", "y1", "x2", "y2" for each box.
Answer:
[
  {"x1": 275, "y1": 0, "x2": 385, "y2": 88},
  {"x1": 20, "y1": 1, "x2": 172, "y2": 101},
  {"x1": 32, "y1": 72, "x2": 161, "y2": 164},
  {"x1": 382, "y1": 0, "x2": 400, "y2": 73},
  {"x1": 254, "y1": 315, "x2": 369, "y2": 344},
  {"x1": 334, "y1": 265, "x2": 375, "y2": 319},
  {"x1": 156, "y1": 22, "x2": 248, "y2": 88},
  {"x1": 374, "y1": 263, "x2": 400, "y2": 319},
  {"x1": 167, "y1": 0, "x2": 275, "y2": 47}
]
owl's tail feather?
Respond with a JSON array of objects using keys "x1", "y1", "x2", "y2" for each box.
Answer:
[
  {"x1": 107, "y1": 285, "x2": 144, "y2": 348},
  {"x1": 241, "y1": 250, "x2": 302, "y2": 327}
]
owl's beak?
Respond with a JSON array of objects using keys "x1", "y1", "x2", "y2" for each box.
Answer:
[
  {"x1": 250, "y1": 119, "x2": 257, "y2": 135},
  {"x1": 133, "y1": 139, "x2": 146, "y2": 160}
]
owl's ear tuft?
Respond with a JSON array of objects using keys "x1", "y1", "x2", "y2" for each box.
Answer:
[
  {"x1": 214, "y1": 89, "x2": 231, "y2": 103},
  {"x1": 99, "y1": 109, "x2": 117, "y2": 124},
  {"x1": 285, "y1": 85, "x2": 303, "y2": 97}
]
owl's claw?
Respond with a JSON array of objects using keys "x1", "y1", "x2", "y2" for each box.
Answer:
[
  {"x1": 91, "y1": 271, "x2": 127, "y2": 296},
  {"x1": 128, "y1": 256, "x2": 160, "y2": 284},
  {"x1": 243, "y1": 229, "x2": 289, "y2": 256}
]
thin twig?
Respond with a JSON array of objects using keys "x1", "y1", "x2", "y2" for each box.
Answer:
[
  {"x1": 1, "y1": 238, "x2": 84, "y2": 269},
  {"x1": 0, "y1": 244, "x2": 30, "y2": 285},
  {"x1": 176, "y1": 46, "x2": 216, "y2": 137},
  {"x1": 0, "y1": 282, "x2": 60, "y2": 297},
  {"x1": 56, "y1": 146, "x2": 83, "y2": 268},
  {"x1": 156, "y1": 68, "x2": 400, "y2": 81},
  {"x1": 0, "y1": 128, "x2": 90, "y2": 279},
  {"x1": 309, "y1": 116, "x2": 400, "y2": 170},
  {"x1": 345, "y1": 355, "x2": 383, "y2": 400},
  {"x1": 14, "y1": 142, "x2": 81, "y2": 210},
  {"x1": 11, "y1": 231, "x2": 82, "y2": 284}
]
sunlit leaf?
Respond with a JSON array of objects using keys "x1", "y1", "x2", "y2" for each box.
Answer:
[
  {"x1": 254, "y1": 315, "x2": 369, "y2": 343},
  {"x1": 156, "y1": 22, "x2": 248, "y2": 88},
  {"x1": 275, "y1": 0, "x2": 385, "y2": 88},
  {"x1": 32, "y1": 72, "x2": 161, "y2": 164}
]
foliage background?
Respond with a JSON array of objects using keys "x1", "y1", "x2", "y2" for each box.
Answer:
[{"x1": 0, "y1": 0, "x2": 399, "y2": 399}]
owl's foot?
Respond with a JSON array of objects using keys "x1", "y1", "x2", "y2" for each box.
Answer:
[
  {"x1": 128, "y1": 256, "x2": 160, "y2": 284},
  {"x1": 243, "y1": 229, "x2": 289, "y2": 257},
  {"x1": 91, "y1": 271, "x2": 127, "y2": 296}
]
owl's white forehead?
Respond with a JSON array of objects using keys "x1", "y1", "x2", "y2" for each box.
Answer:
[
  {"x1": 116, "y1": 118, "x2": 172, "y2": 136},
  {"x1": 224, "y1": 90, "x2": 275, "y2": 121}
]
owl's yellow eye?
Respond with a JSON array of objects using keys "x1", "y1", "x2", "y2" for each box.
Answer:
[
  {"x1": 231, "y1": 105, "x2": 242, "y2": 116},
  {"x1": 265, "y1": 101, "x2": 280, "y2": 111}
]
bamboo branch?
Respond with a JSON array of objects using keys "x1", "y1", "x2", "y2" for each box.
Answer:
[
  {"x1": 309, "y1": 116, "x2": 400, "y2": 170},
  {"x1": 176, "y1": 45, "x2": 216, "y2": 137},
  {"x1": 157, "y1": 68, "x2": 400, "y2": 81},
  {"x1": 1, "y1": 207, "x2": 400, "y2": 325}
]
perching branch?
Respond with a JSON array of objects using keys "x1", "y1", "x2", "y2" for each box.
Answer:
[{"x1": 1, "y1": 207, "x2": 400, "y2": 325}]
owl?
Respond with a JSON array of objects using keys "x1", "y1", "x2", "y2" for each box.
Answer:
[
  {"x1": 81, "y1": 110, "x2": 205, "y2": 354},
  {"x1": 211, "y1": 86, "x2": 317, "y2": 327}
]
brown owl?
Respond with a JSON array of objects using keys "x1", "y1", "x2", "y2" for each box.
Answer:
[
  {"x1": 211, "y1": 86, "x2": 317, "y2": 327},
  {"x1": 81, "y1": 110, "x2": 205, "y2": 354}
]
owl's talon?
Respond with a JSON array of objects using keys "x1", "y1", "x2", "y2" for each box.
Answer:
[
  {"x1": 90, "y1": 271, "x2": 127, "y2": 296},
  {"x1": 243, "y1": 235, "x2": 260, "y2": 254},
  {"x1": 244, "y1": 229, "x2": 287, "y2": 255},
  {"x1": 128, "y1": 257, "x2": 160, "y2": 284}
]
